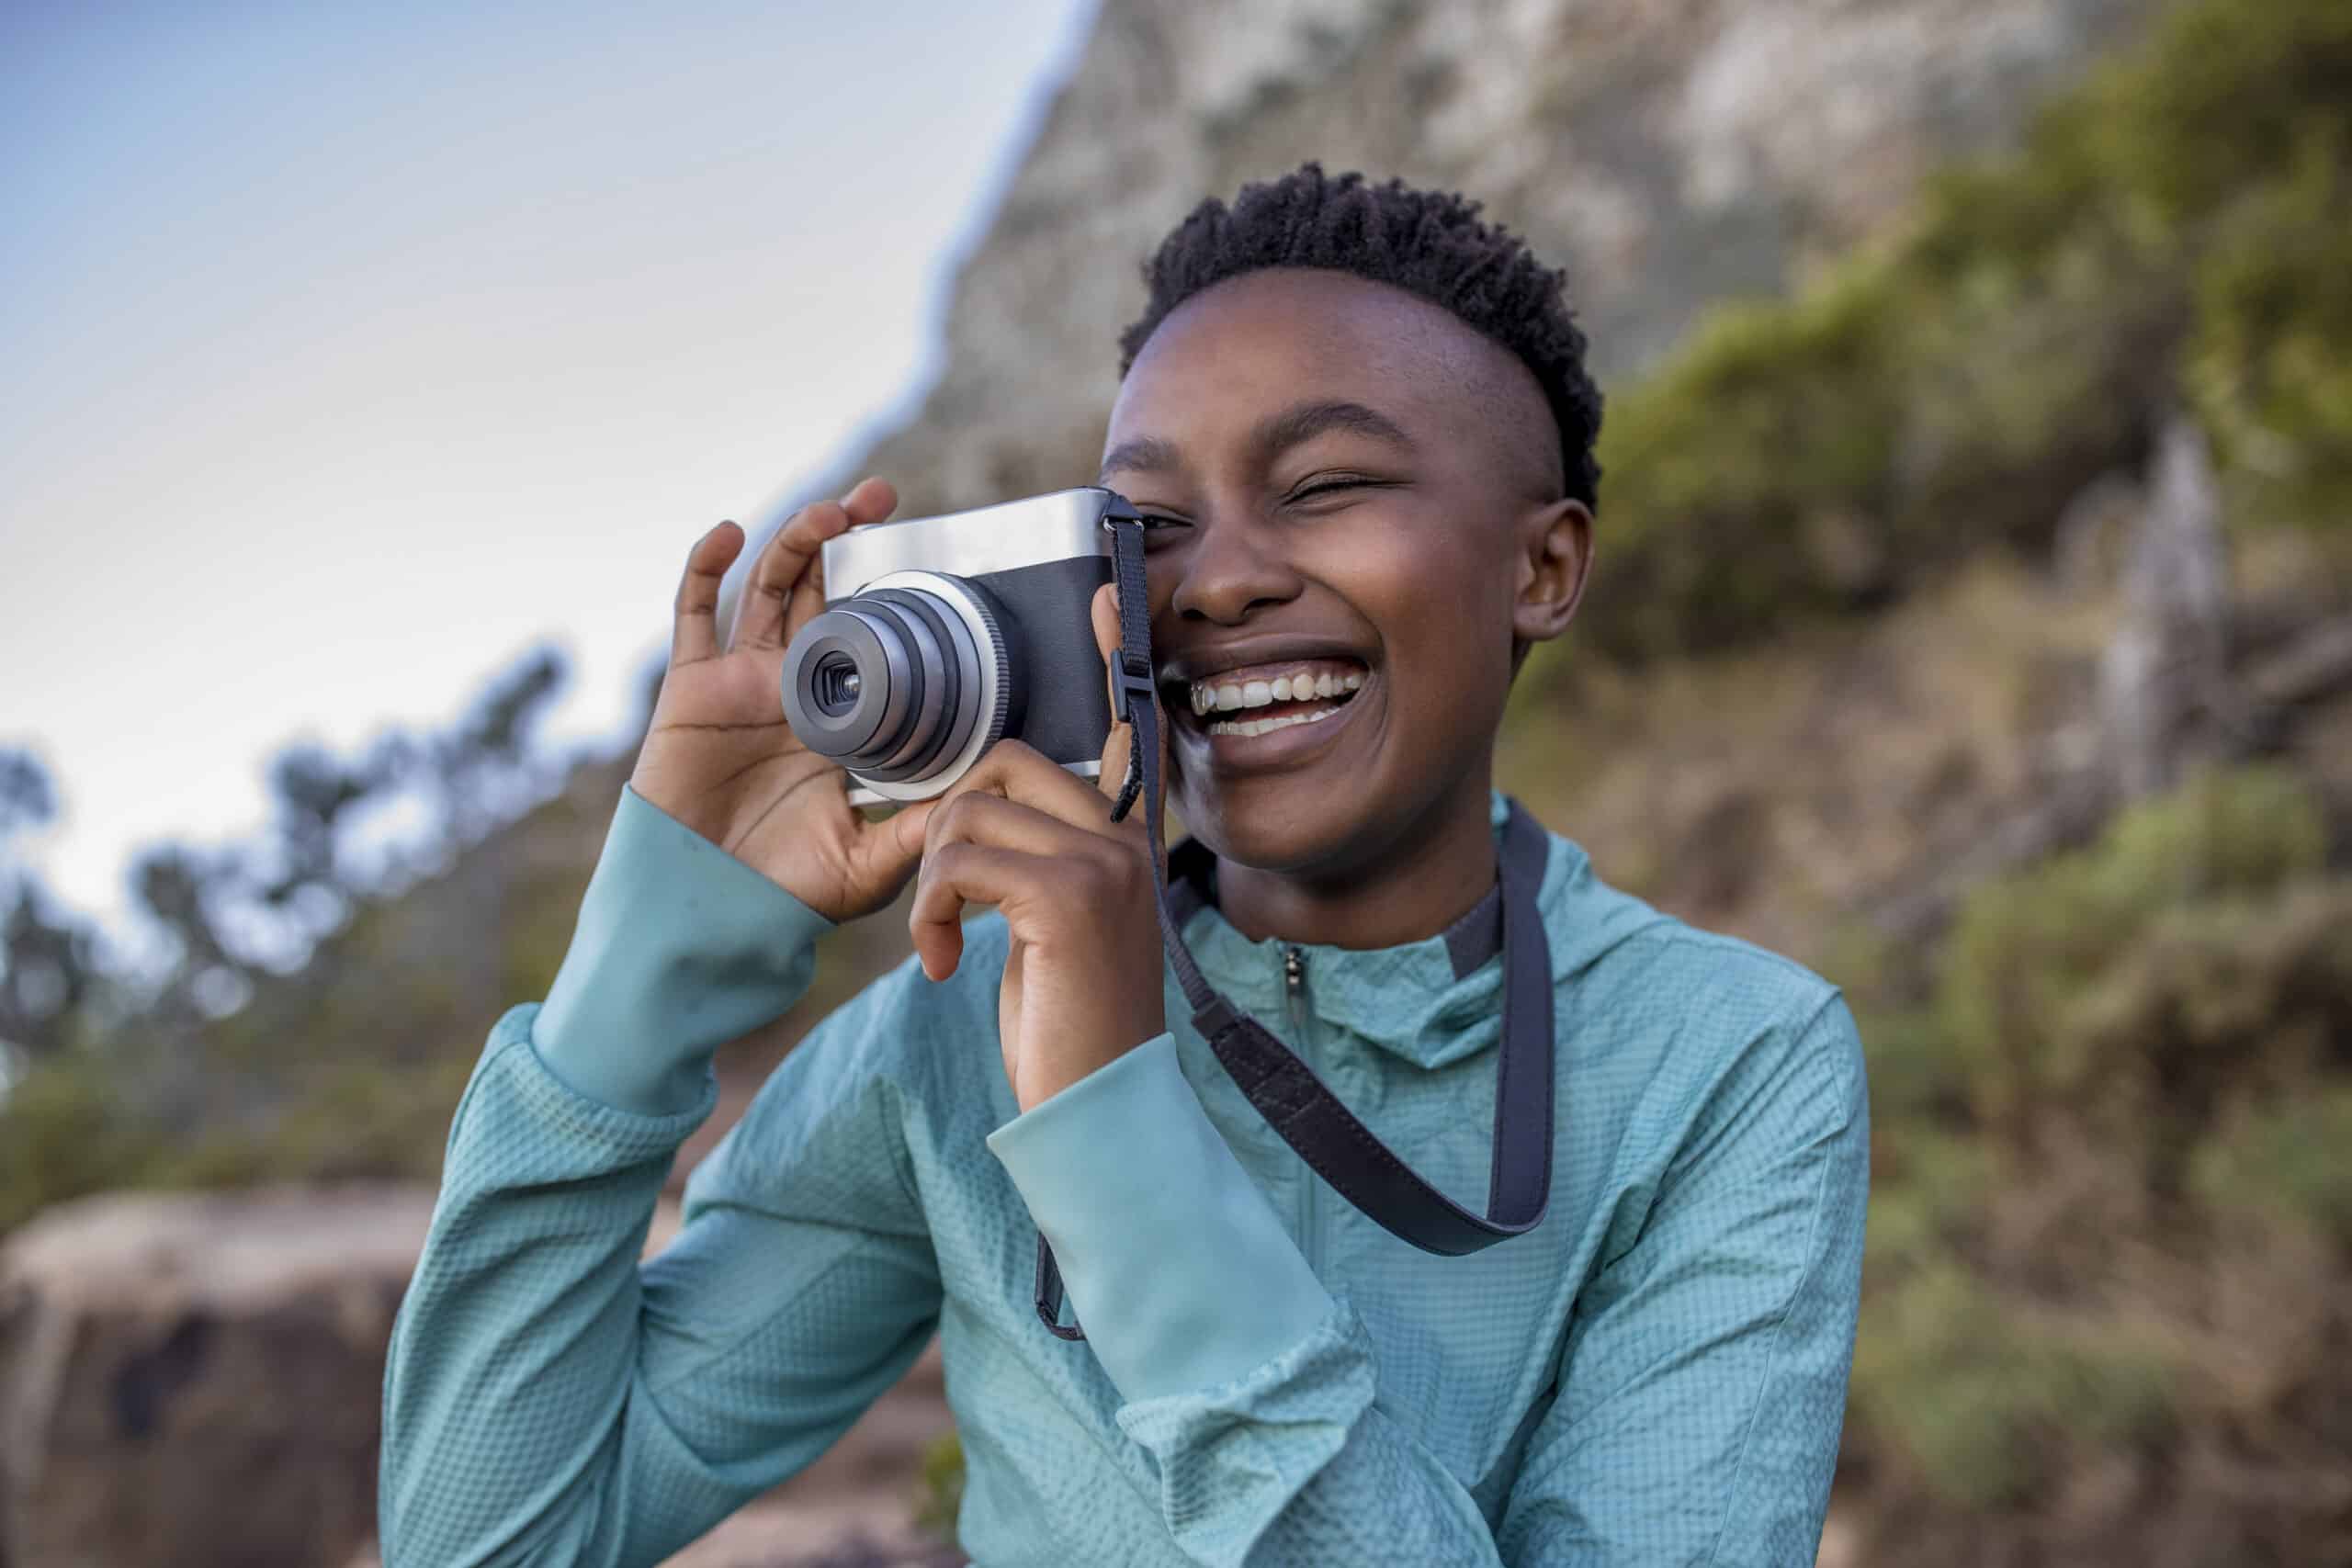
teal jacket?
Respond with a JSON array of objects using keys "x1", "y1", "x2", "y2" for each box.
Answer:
[{"x1": 379, "y1": 784, "x2": 1868, "y2": 1566}]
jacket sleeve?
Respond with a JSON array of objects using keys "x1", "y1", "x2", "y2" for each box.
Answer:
[
  {"x1": 986, "y1": 1035, "x2": 1501, "y2": 1565},
  {"x1": 378, "y1": 785, "x2": 942, "y2": 1568},
  {"x1": 1495, "y1": 992, "x2": 1871, "y2": 1564},
  {"x1": 986, "y1": 994, "x2": 1868, "y2": 1568}
]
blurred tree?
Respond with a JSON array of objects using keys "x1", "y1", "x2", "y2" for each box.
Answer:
[
  {"x1": 0, "y1": 748, "x2": 100, "y2": 1059},
  {"x1": 0, "y1": 747, "x2": 58, "y2": 840},
  {"x1": 423, "y1": 646, "x2": 570, "y2": 845}
]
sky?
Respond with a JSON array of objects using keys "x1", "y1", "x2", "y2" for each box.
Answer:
[{"x1": 0, "y1": 0, "x2": 1102, "y2": 953}]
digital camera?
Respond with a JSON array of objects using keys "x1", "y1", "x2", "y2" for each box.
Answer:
[{"x1": 779, "y1": 487, "x2": 1129, "y2": 806}]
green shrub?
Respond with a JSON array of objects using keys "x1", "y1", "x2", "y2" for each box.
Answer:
[
  {"x1": 0, "y1": 1041, "x2": 472, "y2": 1238},
  {"x1": 1862, "y1": 1130, "x2": 1992, "y2": 1277},
  {"x1": 1580, "y1": 270, "x2": 1905, "y2": 660},
  {"x1": 2188, "y1": 149, "x2": 2352, "y2": 525},
  {"x1": 913, "y1": 1430, "x2": 966, "y2": 1547},
  {"x1": 1532, "y1": 0, "x2": 2352, "y2": 673},
  {"x1": 0, "y1": 1051, "x2": 163, "y2": 1234},
  {"x1": 2191, "y1": 1085, "x2": 2352, "y2": 1248},
  {"x1": 1852, "y1": 1262, "x2": 2180, "y2": 1509},
  {"x1": 1933, "y1": 765, "x2": 2329, "y2": 1135}
]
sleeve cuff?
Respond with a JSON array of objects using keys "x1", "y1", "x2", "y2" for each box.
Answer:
[
  {"x1": 531, "y1": 783, "x2": 836, "y2": 1117},
  {"x1": 986, "y1": 1033, "x2": 1337, "y2": 1404}
]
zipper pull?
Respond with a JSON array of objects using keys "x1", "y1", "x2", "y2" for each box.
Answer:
[{"x1": 1283, "y1": 945, "x2": 1305, "y2": 997}]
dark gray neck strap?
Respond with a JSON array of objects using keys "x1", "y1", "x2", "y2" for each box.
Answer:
[{"x1": 1035, "y1": 504, "x2": 1557, "y2": 1339}]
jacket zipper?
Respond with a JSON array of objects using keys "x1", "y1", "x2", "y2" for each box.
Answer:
[{"x1": 1283, "y1": 945, "x2": 1319, "y2": 1273}]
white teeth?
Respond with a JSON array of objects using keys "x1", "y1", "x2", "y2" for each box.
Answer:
[
  {"x1": 1188, "y1": 666, "x2": 1367, "y2": 714},
  {"x1": 1207, "y1": 705, "x2": 1347, "y2": 738}
]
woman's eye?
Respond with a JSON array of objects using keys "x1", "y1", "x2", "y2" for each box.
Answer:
[
  {"x1": 1139, "y1": 513, "x2": 1190, "y2": 531},
  {"x1": 1288, "y1": 478, "x2": 1374, "y2": 503}
]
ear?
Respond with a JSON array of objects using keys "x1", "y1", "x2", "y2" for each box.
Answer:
[{"x1": 1511, "y1": 498, "x2": 1593, "y2": 648}]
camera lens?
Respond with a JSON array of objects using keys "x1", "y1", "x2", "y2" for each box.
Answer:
[
  {"x1": 812, "y1": 654, "x2": 862, "y2": 716},
  {"x1": 779, "y1": 572, "x2": 1011, "y2": 799}
]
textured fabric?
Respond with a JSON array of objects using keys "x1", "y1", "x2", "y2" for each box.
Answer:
[{"x1": 380, "y1": 783, "x2": 1870, "y2": 1567}]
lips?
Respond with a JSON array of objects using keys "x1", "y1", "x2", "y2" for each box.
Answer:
[{"x1": 1152, "y1": 637, "x2": 1376, "y2": 767}]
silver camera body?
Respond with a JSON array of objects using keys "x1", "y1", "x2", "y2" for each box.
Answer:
[{"x1": 779, "y1": 487, "x2": 1125, "y2": 807}]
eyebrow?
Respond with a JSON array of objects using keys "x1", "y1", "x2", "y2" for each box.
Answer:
[{"x1": 1097, "y1": 398, "x2": 1418, "y2": 483}]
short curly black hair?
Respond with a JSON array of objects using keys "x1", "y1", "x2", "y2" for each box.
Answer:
[{"x1": 1116, "y1": 162, "x2": 1603, "y2": 510}]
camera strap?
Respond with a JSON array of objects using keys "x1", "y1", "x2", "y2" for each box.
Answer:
[{"x1": 1033, "y1": 504, "x2": 1556, "y2": 1339}]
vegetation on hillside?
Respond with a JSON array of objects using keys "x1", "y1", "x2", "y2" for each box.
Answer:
[
  {"x1": 1540, "y1": 0, "x2": 2351, "y2": 668},
  {"x1": 1842, "y1": 766, "x2": 2351, "y2": 1552},
  {"x1": 0, "y1": 648, "x2": 597, "y2": 1233}
]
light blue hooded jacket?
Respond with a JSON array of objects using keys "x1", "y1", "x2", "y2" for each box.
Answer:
[{"x1": 379, "y1": 782, "x2": 1868, "y2": 1566}]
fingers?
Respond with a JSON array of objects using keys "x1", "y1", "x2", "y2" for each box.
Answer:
[
  {"x1": 734, "y1": 500, "x2": 848, "y2": 653},
  {"x1": 840, "y1": 475, "x2": 898, "y2": 525},
  {"x1": 908, "y1": 797, "x2": 1141, "y2": 981},
  {"x1": 944, "y1": 737, "x2": 1126, "y2": 833},
  {"x1": 673, "y1": 522, "x2": 745, "y2": 666},
  {"x1": 732, "y1": 477, "x2": 901, "y2": 653},
  {"x1": 910, "y1": 842, "x2": 1036, "y2": 981},
  {"x1": 930, "y1": 791, "x2": 1105, "y2": 861},
  {"x1": 909, "y1": 769, "x2": 1145, "y2": 981},
  {"x1": 842, "y1": 795, "x2": 939, "y2": 897}
]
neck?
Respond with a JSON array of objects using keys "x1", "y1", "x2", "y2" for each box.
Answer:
[{"x1": 1213, "y1": 770, "x2": 1499, "y2": 950}]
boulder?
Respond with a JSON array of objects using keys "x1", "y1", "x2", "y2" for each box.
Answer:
[{"x1": 0, "y1": 1186, "x2": 435, "y2": 1568}]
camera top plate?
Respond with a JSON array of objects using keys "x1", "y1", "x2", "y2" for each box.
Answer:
[{"x1": 820, "y1": 487, "x2": 1122, "y2": 603}]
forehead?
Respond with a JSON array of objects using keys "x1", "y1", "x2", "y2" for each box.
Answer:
[{"x1": 1107, "y1": 267, "x2": 1547, "y2": 472}]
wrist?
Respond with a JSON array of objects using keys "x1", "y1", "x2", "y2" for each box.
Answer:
[
  {"x1": 1016, "y1": 1003, "x2": 1168, "y2": 1113},
  {"x1": 625, "y1": 761, "x2": 723, "y2": 848},
  {"x1": 533, "y1": 783, "x2": 835, "y2": 1115},
  {"x1": 988, "y1": 1034, "x2": 1336, "y2": 1401}
]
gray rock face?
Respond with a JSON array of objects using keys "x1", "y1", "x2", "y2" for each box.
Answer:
[
  {"x1": 0, "y1": 1183, "x2": 949, "y2": 1568},
  {"x1": 0, "y1": 1187, "x2": 434, "y2": 1568},
  {"x1": 791, "y1": 0, "x2": 2163, "y2": 526}
]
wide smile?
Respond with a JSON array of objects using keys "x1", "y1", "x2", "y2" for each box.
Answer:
[{"x1": 1159, "y1": 655, "x2": 1374, "y2": 772}]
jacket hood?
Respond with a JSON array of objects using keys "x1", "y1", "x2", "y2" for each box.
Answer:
[{"x1": 1172, "y1": 791, "x2": 1668, "y2": 1071}]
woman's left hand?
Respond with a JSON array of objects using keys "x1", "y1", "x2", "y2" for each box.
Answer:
[{"x1": 909, "y1": 583, "x2": 1170, "y2": 1113}]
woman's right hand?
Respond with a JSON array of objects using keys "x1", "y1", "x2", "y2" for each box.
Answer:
[{"x1": 628, "y1": 476, "x2": 938, "y2": 924}]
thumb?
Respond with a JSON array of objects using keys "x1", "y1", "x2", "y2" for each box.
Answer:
[{"x1": 854, "y1": 796, "x2": 939, "y2": 887}]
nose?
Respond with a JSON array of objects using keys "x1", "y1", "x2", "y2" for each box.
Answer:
[{"x1": 1165, "y1": 503, "x2": 1304, "y2": 626}]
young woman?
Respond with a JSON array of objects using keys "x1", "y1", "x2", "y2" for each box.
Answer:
[{"x1": 379, "y1": 163, "x2": 1869, "y2": 1567}]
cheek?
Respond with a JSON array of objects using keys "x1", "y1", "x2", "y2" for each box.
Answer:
[
  {"x1": 1314, "y1": 523, "x2": 1512, "y2": 691},
  {"x1": 1292, "y1": 551, "x2": 1503, "y2": 792}
]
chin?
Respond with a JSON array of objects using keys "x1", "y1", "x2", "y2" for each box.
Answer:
[{"x1": 1173, "y1": 775, "x2": 1381, "y2": 876}]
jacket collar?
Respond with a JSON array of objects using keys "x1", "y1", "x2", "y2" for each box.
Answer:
[{"x1": 1168, "y1": 792, "x2": 1586, "y2": 1071}]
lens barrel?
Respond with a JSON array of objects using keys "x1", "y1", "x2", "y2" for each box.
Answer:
[{"x1": 780, "y1": 573, "x2": 1012, "y2": 800}]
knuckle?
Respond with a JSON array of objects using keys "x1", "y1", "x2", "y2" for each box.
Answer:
[
  {"x1": 986, "y1": 739, "x2": 1042, "y2": 773},
  {"x1": 1096, "y1": 840, "x2": 1146, "y2": 897},
  {"x1": 1066, "y1": 852, "x2": 1115, "y2": 899},
  {"x1": 1057, "y1": 860, "x2": 1102, "y2": 904},
  {"x1": 933, "y1": 789, "x2": 986, "y2": 840}
]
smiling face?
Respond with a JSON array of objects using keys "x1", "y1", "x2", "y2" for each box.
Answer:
[{"x1": 1103, "y1": 265, "x2": 1592, "y2": 885}]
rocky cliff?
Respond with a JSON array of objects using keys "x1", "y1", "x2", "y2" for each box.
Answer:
[{"x1": 786, "y1": 0, "x2": 2165, "y2": 524}]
